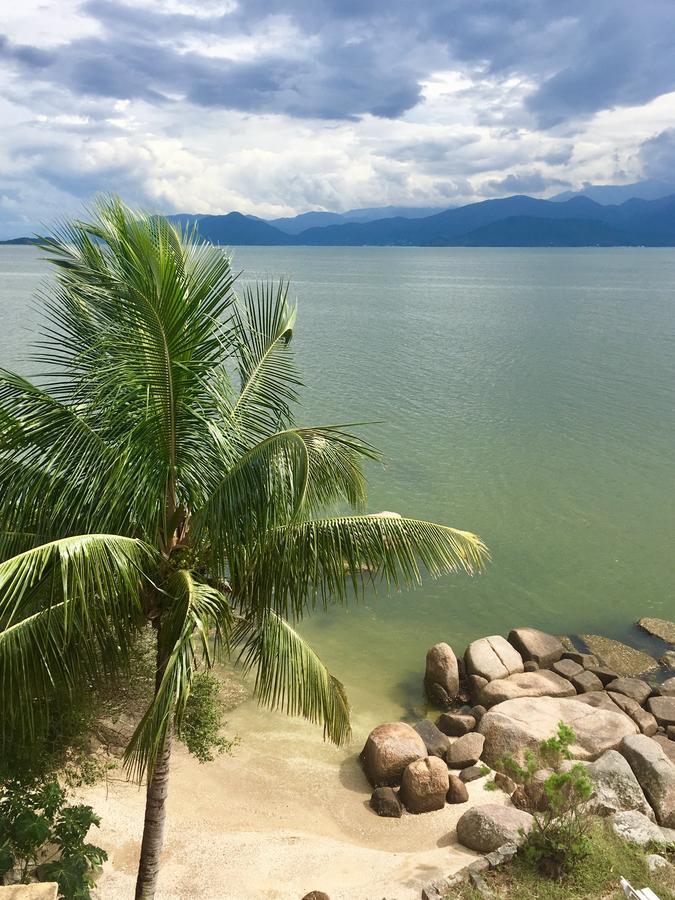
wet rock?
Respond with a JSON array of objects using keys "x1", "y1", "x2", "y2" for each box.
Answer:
[
  {"x1": 459, "y1": 765, "x2": 486, "y2": 783},
  {"x1": 446, "y1": 773, "x2": 469, "y2": 804},
  {"x1": 608, "y1": 692, "x2": 658, "y2": 736},
  {"x1": 479, "y1": 670, "x2": 576, "y2": 707},
  {"x1": 456, "y1": 804, "x2": 533, "y2": 853},
  {"x1": 424, "y1": 642, "x2": 459, "y2": 708},
  {"x1": 586, "y1": 749, "x2": 655, "y2": 820},
  {"x1": 638, "y1": 617, "x2": 675, "y2": 645},
  {"x1": 589, "y1": 665, "x2": 620, "y2": 686},
  {"x1": 647, "y1": 696, "x2": 675, "y2": 727},
  {"x1": 446, "y1": 732, "x2": 485, "y2": 769},
  {"x1": 436, "y1": 712, "x2": 476, "y2": 736},
  {"x1": 562, "y1": 651, "x2": 599, "y2": 669},
  {"x1": 369, "y1": 787, "x2": 403, "y2": 818},
  {"x1": 660, "y1": 650, "x2": 675, "y2": 668},
  {"x1": 400, "y1": 756, "x2": 449, "y2": 813},
  {"x1": 606, "y1": 677, "x2": 652, "y2": 705},
  {"x1": 552, "y1": 658, "x2": 584, "y2": 679},
  {"x1": 610, "y1": 810, "x2": 665, "y2": 846},
  {"x1": 579, "y1": 635, "x2": 657, "y2": 677},
  {"x1": 620, "y1": 734, "x2": 675, "y2": 827},
  {"x1": 479, "y1": 696, "x2": 638, "y2": 768},
  {"x1": 465, "y1": 635, "x2": 524, "y2": 682},
  {"x1": 360, "y1": 722, "x2": 427, "y2": 787},
  {"x1": 414, "y1": 720, "x2": 450, "y2": 758},
  {"x1": 508, "y1": 627, "x2": 564, "y2": 669},
  {"x1": 570, "y1": 670, "x2": 604, "y2": 693}
]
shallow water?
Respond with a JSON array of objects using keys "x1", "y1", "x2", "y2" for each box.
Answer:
[{"x1": 2, "y1": 245, "x2": 674, "y2": 720}]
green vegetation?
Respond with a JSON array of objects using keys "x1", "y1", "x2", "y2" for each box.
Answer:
[
  {"x1": 453, "y1": 819, "x2": 675, "y2": 899},
  {"x1": 488, "y1": 723, "x2": 593, "y2": 879},
  {"x1": 179, "y1": 672, "x2": 238, "y2": 763},
  {"x1": 0, "y1": 197, "x2": 488, "y2": 898},
  {"x1": 0, "y1": 778, "x2": 106, "y2": 898}
]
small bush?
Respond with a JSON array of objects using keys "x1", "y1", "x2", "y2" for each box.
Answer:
[
  {"x1": 0, "y1": 778, "x2": 106, "y2": 898},
  {"x1": 490, "y1": 722, "x2": 593, "y2": 880}
]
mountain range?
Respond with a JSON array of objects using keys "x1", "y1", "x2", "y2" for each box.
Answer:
[{"x1": 166, "y1": 193, "x2": 675, "y2": 247}]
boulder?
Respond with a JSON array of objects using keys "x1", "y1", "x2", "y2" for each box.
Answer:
[
  {"x1": 479, "y1": 670, "x2": 576, "y2": 707},
  {"x1": 608, "y1": 692, "x2": 658, "y2": 736},
  {"x1": 360, "y1": 722, "x2": 427, "y2": 787},
  {"x1": 467, "y1": 674, "x2": 489, "y2": 703},
  {"x1": 579, "y1": 635, "x2": 657, "y2": 677},
  {"x1": 369, "y1": 787, "x2": 403, "y2": 818},
  {"x1": 606, "y1": 677, "x2": 652, "y2": 705},
  {"x1": 424, "y1": 642, "x2": 459, "y2": 708},
  {"x1": 436, "y1": 713, "x2": 476, "y2": 736},
  {"x1": 570, "y1": 670, "x2": 604, "y2": 693},
  {"x1": 479, "y1": 696, "x2": 638, "y2": 768},
  {"x1": 446, "y1": 773, "x2": 469, "y2": 804},
  {"x1": 562, "y1": 651, "x2": 599, "y2": 669},
  {"x1": 493, "y1": 772, "x2": 516, "y2": 794},
  {"x1": 471, "y1": 705, "x2": 487, "y2": 723},
  {"x1": 465, "y1": 635, "x2": 524, "y2": 682},
  {"x1": 647, "y1": 696, "x2": 675, "y2": 728},
  {"x1": 586, "y1": 749, "x2": 655, "y2": 820},
  {"x1": 414, "y1": 720, "x2": 450, "y2": 758},
  {"x1": 456, "y1": 804, "x2": 533, "y2": 853},
  {"x1": 524, "y1": 660, "x2": 539, "y2": 672},
  {"x1": 660, "y1": 650, "x2": 675, "y2": 668},
  {"x1": 589, "y1": 666, "x2": 620, "y2": 686},
  {"x1": 508, "y1": 627, "x2": 564, "y2": 668},
  {"x1": 659, "y1": 677, "x2": 675, "y2": 697},
  {"x1": 446, "y1": 732, "x2": 485, "y2": 769},
  {"x1": 620, "y1": 734, "x2": 675, "y2": 827},
  {"x1": 638, "y1": 617, "x2": 675, "y2": 645},
  {"x1": 459, "y1": 765, "x2": 486, "y2": 783},
  {"x1": 653, "y1": 735, "x2": 675, "y2": 765},
  {"x1": 574, "y1": 691, "x2": 622, "y2": 712},
  {"x1": 646, "y1": 854, "x2": 671, "y2": 872},
  {"x1": 610, "y1": 810, "x2": 666, "y2": 846},
  {"x1": 552, "y1": 658, "x2": 583, "y2": 679},
  {"x1": 400, "y1": 756, "x2": 449, "y2": 813}
]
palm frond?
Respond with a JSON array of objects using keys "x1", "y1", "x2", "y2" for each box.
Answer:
[
  {"x1": 234, "y1": 610, "x2": 351, "y2": 746},
  {"x1": 234, "y1": 514, "x2": 489, "y2": 619},
  {"x1": 124, "y1": 571, "x2": 233, "y2": 780},
  {"x1": 0, "y1": 534, "x2": 155, "y2": 745}
]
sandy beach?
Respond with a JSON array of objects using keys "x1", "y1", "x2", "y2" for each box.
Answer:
[{"x1": 81, "y1": 694, "x2": 507, "y2": 900}]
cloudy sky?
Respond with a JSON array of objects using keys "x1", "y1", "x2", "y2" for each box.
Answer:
[{"x1": 1, "y1": 0, "x2": 675, "y2": 237}]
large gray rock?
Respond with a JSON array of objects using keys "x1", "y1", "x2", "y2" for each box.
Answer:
[
  {"x1": 400, "y1": 756, "x2": 449, "y2": 813},
  {"x1": 424, "y1": 642, "x2": 459, "y2": 708},
  {"x1": 647, "y1": 696, "x2": 675, "y2": 727},
  {"x1": 620, "y1": 734, "x2": 675, "y2": 827},
  {"x1": 508, "y1": 628, "x2": 564, "y2": 668},
  {"x1": 610, "y1": 810, "x2": 666, "y2": 846},
  {"x1": 606, "y1": 677, "x2": 652, "y2": 705},
  {"x1": 414, "y1": 720, "x2": 450, "y2": 758},
  {"x1": 456, "y1": 804, "x2": 533, "y2": 853},
  {"x1": 608, "y1": 692, "x2": 658, "y2": 736},
  {"x1": 360, "y1": 722, "x2": 427, "y2": 787},
  {"x1": 446, "y1": 732, "x2": 485, "y2": 769},
  {"x1": 479, "y1": 696, "x2": 638, "y2": 768},
  {"x1": 479, "y1": 670, "x2": 576, "y2": 707},
  {"x1": 465, "y1": 635, "x2": 524, "y2": 682},
  {"x1": 586, "y1": 749, "x2": 655, "y2": 820}
]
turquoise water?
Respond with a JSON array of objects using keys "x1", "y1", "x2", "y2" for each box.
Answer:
[{"x1": 2, "y1": 246, "x2": 674, "y2": 715}]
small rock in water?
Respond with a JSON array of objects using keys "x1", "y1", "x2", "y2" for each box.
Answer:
[
  {"x1": 369, "y1": 786, "x2": 403, "y2": 818},
  {"x1": 579, "y1": 635, "x2": 657, "y2": 677},
  {"x1": 436, "y1": 712, "x2": 476, "y2": 736},
  {"x1": 659, "y1": 650, "x2": 675, "y2": 669},
  {"x1": 637, "y1": 617, "x2": 675, "y2": 645},
  {"x1": 446, "y1": 773, "x2": 469, "y2": 804}
]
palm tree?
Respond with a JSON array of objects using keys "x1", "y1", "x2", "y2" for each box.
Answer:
[{"x1": 0, "y1": 198, "x2": 488, "y2": 899}]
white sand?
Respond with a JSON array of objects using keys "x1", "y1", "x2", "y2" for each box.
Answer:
[{"x1": 81, "y1": 702, "x2": 507, "y2": 900}]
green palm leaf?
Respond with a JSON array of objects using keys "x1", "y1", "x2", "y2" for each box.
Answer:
[{"x1": 234, "y1": 610, "x2": 351, "y2": 746}]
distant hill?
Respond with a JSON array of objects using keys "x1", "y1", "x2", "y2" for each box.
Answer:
[
  {"x1": 447, "y1": 216, "x2": 627, "y2": 247},
  {"x1": 268, "y1": 205, "x2": 448, "y2": 234},
  {"x1": 0, "y1": 237, "x2": 39, "y2": 245},
  {"x1": 551, "y1": 179, "x2": 675, "y2": 205},
  {"x1": 170, "y1": 212, "x2": 294, "y2": 245}
]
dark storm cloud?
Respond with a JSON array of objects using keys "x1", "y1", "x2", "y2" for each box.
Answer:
[
  {"x1": 2, "y1": 0, "x2": 674, "y2": 126},
  {"x1": 639, "y1": 128, "x2": 675, "y2": 181}
]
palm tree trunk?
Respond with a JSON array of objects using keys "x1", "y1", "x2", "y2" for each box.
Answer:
[{"x1": 134, "y1": 624, "x2": 172, "y2": 900}]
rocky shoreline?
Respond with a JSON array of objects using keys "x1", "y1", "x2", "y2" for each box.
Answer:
[{"x1": 359, "y1": 621, "x2": 675, "y2": 897}]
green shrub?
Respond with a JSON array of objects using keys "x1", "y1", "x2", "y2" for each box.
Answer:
[
  {"x1": 179, "y1": 672, "x2": 238, "y2": 763},
  {"x1": 0, "y1": 779, "x2": 106, "y2": 898},
  {"x1": 490, "y1": 722, "x2": 594, "y2": 880}
]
